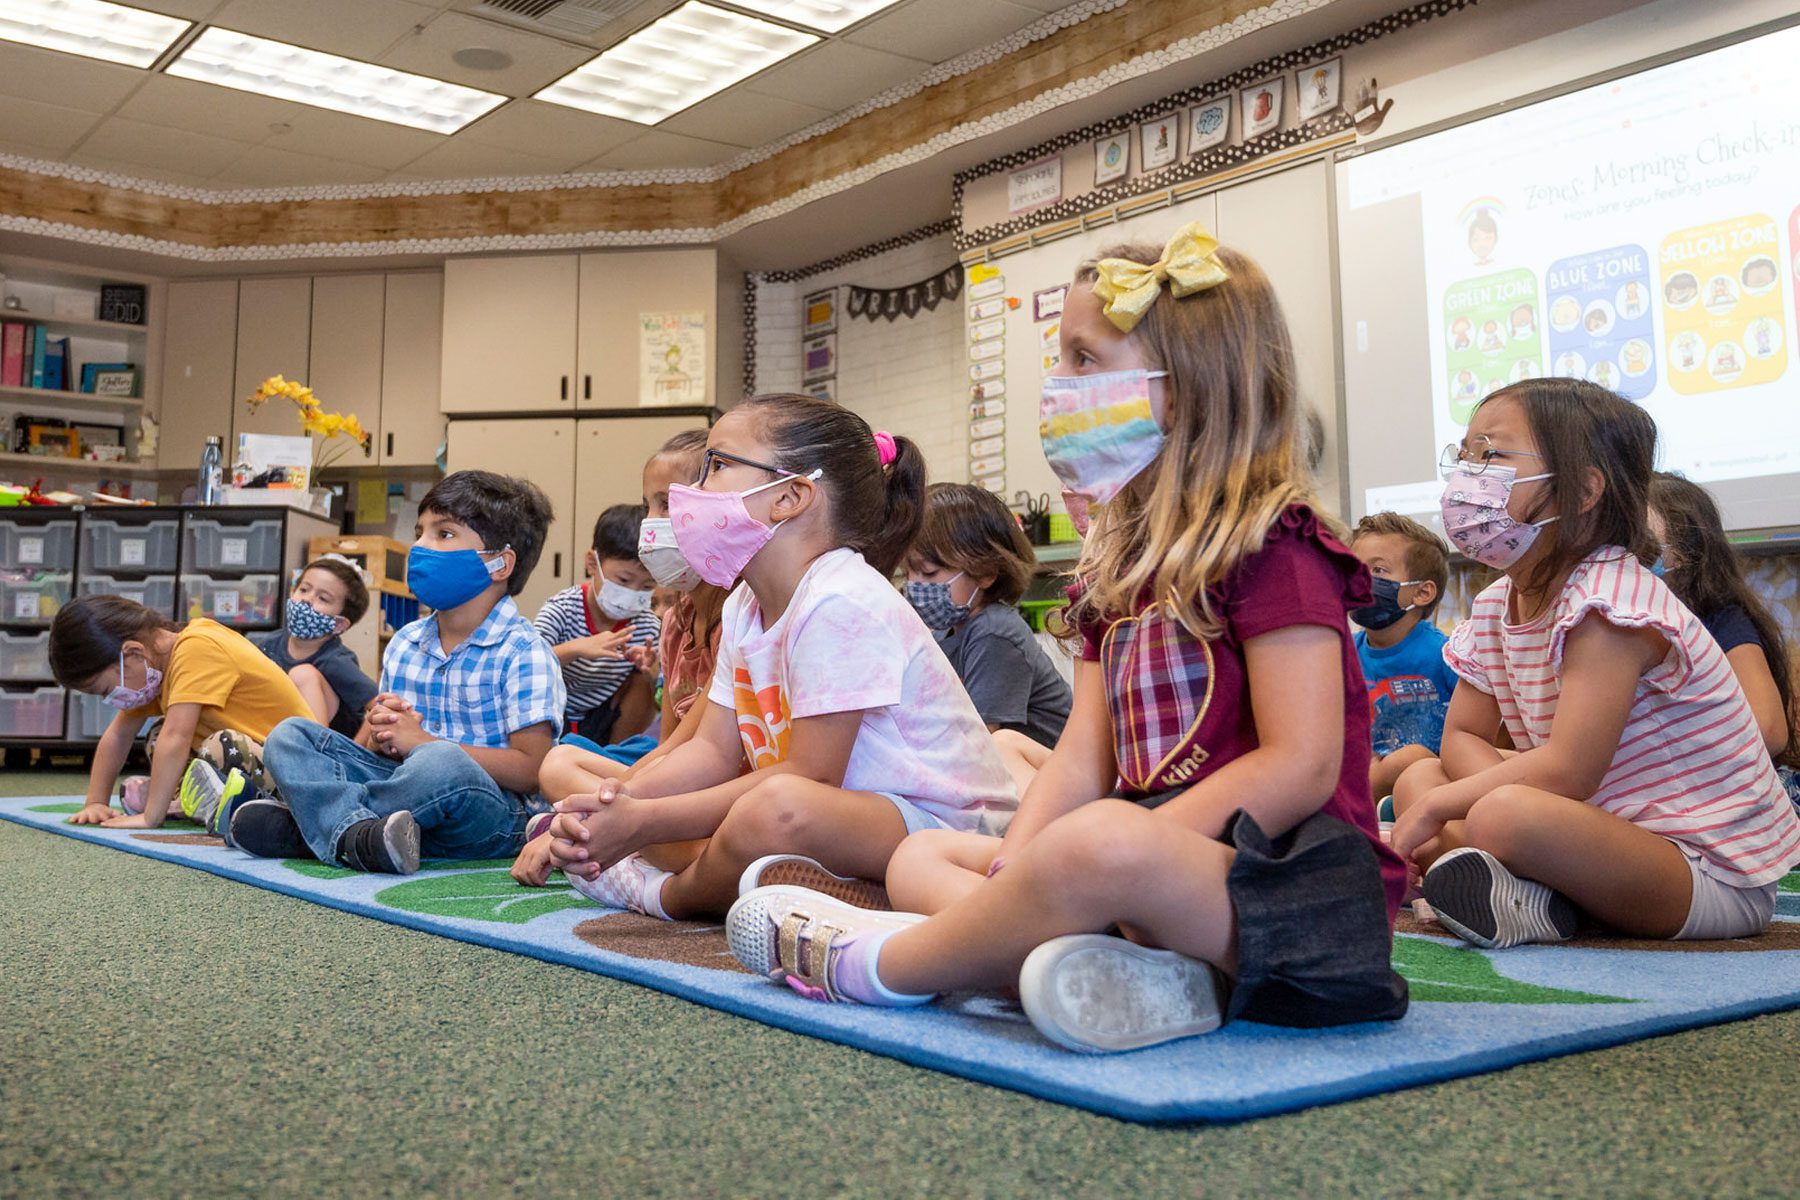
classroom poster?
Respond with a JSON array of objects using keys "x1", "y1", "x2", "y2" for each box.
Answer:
[
  {"x1": 1545, "y1": 245, "x2": 1656, "y2": 399},
  {"x1": 1659, "y1": 214, "x2": 1786, "y2": 395},
  {"x1": 639, "y1": 311, "x2": 706, "y2": 406},
  {"x1": 1442, "y1": 269, "x2": 1544, "y2": 423}
]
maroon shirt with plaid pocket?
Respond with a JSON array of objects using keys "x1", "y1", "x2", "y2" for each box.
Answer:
[{"x1": 1076, "y1": 506, "x2": 1406, "y2": 920}]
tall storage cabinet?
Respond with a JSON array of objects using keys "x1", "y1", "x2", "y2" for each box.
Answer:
[{"x1": 158, "y1": 280, "x2": 240, "y2": 472}]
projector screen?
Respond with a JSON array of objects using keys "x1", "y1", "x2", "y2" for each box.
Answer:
[{"x1": 1336, "y1": 19, "x2": 1800, "y2": 535}]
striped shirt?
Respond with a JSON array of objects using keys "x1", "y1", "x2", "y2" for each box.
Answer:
[
  {"x1": 1444, "y1": 547, "x2": 1800, "y2": 887},
  {"x1": 533, "y1": 584, "x2": 661, "y2": 725}
]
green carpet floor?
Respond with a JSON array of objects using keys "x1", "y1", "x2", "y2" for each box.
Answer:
[{"x1": 3, "y1": 768, "x2": 1796, "y2": 1198}]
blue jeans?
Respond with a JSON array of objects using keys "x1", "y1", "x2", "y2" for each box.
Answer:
[{"x1": 263, "y1": 717, "x2": 542, "y2": 864}]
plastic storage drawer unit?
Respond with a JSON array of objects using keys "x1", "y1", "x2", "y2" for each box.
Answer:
[
  {"x1": 69, "y1": 689, "x2": 115, "y2": 740},
  {"x1": 1, "y1": 520, "x2": 78, "y2": 572},
  {"x1": 0, "y1": 630, "x2": 52, "y2": 681},
  {"x1": 78, "y1": 574, "x2": 178, "y2": 615},
  {"x1": 0, "y1": 572, "x2": 73, "y2": 625},
  {"x1": 181, "y1": 574, "x2": 280, "y2": 626},
  {"x1": 85, "y1": 518, "x2": 180, "y2": 572},
  {"x1": 0, "y1": 686, "x2": 64, "y2": 738},
  {"x1": 186, "y1": 518, "x2": 282, "y2": 573}
]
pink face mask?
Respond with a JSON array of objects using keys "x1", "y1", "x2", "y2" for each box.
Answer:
[
  {"x1": 1439, "y1": 463, "x2": 1557, "y2": 569},
  {"x1": 666, "y1": 468, "x2": 822, "y2": 588}
]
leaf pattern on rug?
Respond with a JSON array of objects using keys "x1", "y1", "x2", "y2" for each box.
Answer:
[
  {"x1": 1393, "y1": 937, "x2": 1632, "y2": 1005},
  {"x1": 375, "y1": 870, "x2": 594, "y2": 924}
]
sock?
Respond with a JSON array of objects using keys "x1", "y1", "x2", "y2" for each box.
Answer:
[
  {"x1": 831, "y1": 928, "x2": 935, "y2": 1007},
  {"x1": 637, "y1": 861, "x2": 672, "y2": 920}
]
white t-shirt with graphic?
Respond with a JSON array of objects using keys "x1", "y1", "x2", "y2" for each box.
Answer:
[{"x1": 707, "y1": 547, "x2": 1016, "y2": 829}]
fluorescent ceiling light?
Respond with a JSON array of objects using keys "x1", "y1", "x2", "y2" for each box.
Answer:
[
  {"x1": 166, "y1": 27, "x2": 507, "y2": 134},
  {"x1": 0, "y1": 0, "x2": 191, "y2": 68},
  {"x1": 535, "y1": 1, "x2": 818, "y2": 125},
  {"x1": 726, "y1": 0, "x2": 904, "y2": 34}
]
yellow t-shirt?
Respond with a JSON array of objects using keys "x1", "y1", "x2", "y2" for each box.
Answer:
[{"x1": 128, "y1": 619, "x2": 313, "y2": 749}]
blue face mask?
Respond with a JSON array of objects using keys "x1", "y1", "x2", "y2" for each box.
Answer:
[
  {"x1": 1350, "y1": 575, "x2": 1425, "y2": 631},
  {"x1": 285, "y1": 597, "x2": 341, "y2": 640},
  {"x1": 1649, "y1": 556, "x2": 1667, "y2": 578},
  {"x1": 407, "y1": 544, "x2": 508, "y2": 611}
]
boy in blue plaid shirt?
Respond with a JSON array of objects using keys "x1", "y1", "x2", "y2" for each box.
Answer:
[{"x1": 238, "y1": 472, "x2": 567, "y2": 873}]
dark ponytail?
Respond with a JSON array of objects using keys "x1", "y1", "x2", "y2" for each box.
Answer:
[
  {"x1": 739, "y1": 393, "x2": 928, "y2": 577},
  {"x1": 49, "y1": 594, "x2": 181, "y2": 690}
]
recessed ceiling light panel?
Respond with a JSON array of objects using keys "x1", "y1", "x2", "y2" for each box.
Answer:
[
  {"x1": 166, "y1": 27, "x2": 508, "y2": 134},
  {"x1": 0, "y1": 0, "x2": 191, "y2": 68},
  {"x1": 534, "y1": 1, "x2": 818, "y2": 125},
  {"x1": 726, "y1": 0, "x2": 904, "y2": 34}
]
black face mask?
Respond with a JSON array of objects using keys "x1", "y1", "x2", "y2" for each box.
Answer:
[{"x1": 1350, "y1": 576, "x2": 1425, "y2": 631}]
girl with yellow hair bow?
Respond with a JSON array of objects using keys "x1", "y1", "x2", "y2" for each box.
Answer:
[{"x1": 724, "y1": 222, "x2": 1410, "y2": 1053}]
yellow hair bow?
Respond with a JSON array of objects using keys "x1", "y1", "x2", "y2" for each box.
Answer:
[{"x1": 1090, "y1": 222, "x2": 1230, "y2": 332}]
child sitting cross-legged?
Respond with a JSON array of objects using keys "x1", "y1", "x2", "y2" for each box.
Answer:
[
  {"x1": 723, "y1": 224, "x2": 1409, "y2": 1052},
  {"x1": 1346, "y1": 513, "x2": 1458, "y2": 804},
  {"x1": 241, "y1": 471, "x2": 567, "y2": 872},
  {"x1": 1391, "y1": 381, "x2": 1800, "y2": 948},
  {"x1": 541, "y1": 395, "x2": 1017, "y2": 919}
]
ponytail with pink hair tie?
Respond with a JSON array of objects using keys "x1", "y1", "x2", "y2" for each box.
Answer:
[{"x1": 873, "y1": 430, "x2": 897, "y2": 466}]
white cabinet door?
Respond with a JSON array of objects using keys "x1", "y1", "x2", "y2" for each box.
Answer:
[
  {"x1": 576, "y1": 249, "x2": 717, "y2": 410},
  {"x1": 378, "y1": 272, "x2": 445, "y2": 466},
  {"x1": 444, "y1": 418, "x2": 577, "y2": 620},
  {"x1": 309, "y1": 274, "x2": 385, "y2": 471},
  {"x1": 157, "y1": 280, "x2": 239, "y2": 471},
  {"x1": 232, "y1": 277, "x2": 315, "y2": 445},
  {"x1": 441, "y1": 256, "x2": 577, "y2": 413},
  {"x1": 573, "y1": 414, "x2": 711, "y2": 526}
]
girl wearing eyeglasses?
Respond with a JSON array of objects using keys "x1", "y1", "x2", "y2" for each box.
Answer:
[{"x1": 1391, "y1": 379, "x2": 1800, "y2": 948}]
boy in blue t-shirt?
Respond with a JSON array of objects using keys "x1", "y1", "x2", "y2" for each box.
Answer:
[{"x1": 1349, "y1": 513, "x2": 1459, "y2": 802}]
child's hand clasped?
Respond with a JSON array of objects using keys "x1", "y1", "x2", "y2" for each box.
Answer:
[
  {"x1": 545, "y1": 783, "x2": 636, "y2": 881},
  {"x1": 368, "y1": 694, "x2": 435, "y2": 759}
]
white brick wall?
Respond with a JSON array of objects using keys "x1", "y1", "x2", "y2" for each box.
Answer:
[{"x1": 750, "y1": 232, "x2": 967, "y2": 483}]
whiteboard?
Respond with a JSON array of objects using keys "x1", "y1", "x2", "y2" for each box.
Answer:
[{"x1": 968, "y1": 161, "x2": 1343, "y2": 519}]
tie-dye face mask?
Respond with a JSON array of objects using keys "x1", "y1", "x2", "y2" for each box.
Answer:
[{"x1": 1039, "y1": 369, "x2": 1169, "y2": 506}]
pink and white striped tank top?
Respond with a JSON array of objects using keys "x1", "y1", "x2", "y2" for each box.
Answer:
[{"x1": 1444, "y1": 547, "x2": 1800, "y2": 887}]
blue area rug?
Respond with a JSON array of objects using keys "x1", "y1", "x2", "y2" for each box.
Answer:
[{"x1": 7, "y1": 793, "x2": 1800, "y2": 1124}]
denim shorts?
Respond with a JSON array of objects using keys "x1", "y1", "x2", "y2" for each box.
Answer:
[{"x1": 878, "y1": 791, "x2": 951, "y2": 837}]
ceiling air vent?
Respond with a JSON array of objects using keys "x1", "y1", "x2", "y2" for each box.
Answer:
[{"x1": 472, "y1": 0, "x2": 644, "y2": 40}]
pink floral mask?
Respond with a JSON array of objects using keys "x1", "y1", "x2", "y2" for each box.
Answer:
[
  {"x1": 1439, "y1": 463, "x2": 1557, "y2": 569},
  {"x1": 667, "y1": 468, "x2": 822, "y2": 588}
]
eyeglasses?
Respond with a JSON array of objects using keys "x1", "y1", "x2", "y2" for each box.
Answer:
[
  {"x1": 697, "y1": 447, "x2": 787, "y2": 486},
  {"x1": 1440, "y1": 436, "x2": 1543, "y2": 477}
]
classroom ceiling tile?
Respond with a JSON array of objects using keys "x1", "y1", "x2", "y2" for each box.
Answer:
[
  {"x1": 844, "y1": 0, "x2": 1041, "y2": 64},
  {"x1": 582, "y1": 129, "x2": 743, "y2": 170},
  {"x1": 0, "y1": 98, "x2": 105, "y2": 157},
  {"x1": 270, "y1": 107, "x2": 448, "y2": 170},
  {"x1": 207, "y1": 0, "x2": 444, "y2": 60},
  {"x1": 660, "y1": 92, "x2": 834, "y2": 149},
  {"x1": 0, "y1": 41, "x2": 148, "y2": 112},
  {"x1": 739, "y1": 40, "x2": 928, "y2": 113},
  {"x1": 72, "y1": 117, "x2": 252, "y2": 178},
  {"x1": 210, "y1": 145, "x2": 391, "y2": 187},
  {"x1": 112, "y1": 75, "x2": 302, "y2": 145},
  {"x1": 60, "y1": 154, "x2": 221, "y2": 187},
  {"x1": 379, "y1": 11, "x2": 597, "y2": 95},
  {"x1": 391, "y1": 136, "x2": 584, "y2": 178},
  {"x1": 456, "y1": 99, "x2": 641, "y2": 161},
  {"x1": 126, "y1": 0, "x2": 225, "y2": 18}
]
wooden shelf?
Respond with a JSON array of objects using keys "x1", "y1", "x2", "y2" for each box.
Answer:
[
  {"x1": 0, "y1": 311, "x2": 149, "y2": 336},
  {"x1": 0, "y1": 450, "x2": 157, "y2": 477},
  {"x1": 0, "y1": 384, "x2": 143, "y2": 413}
]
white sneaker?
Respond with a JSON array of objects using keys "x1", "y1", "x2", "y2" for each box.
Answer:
[
  {"x1": 726, "y1": 885, "x2": 924, "y2": 982},
  {"x1": 566, "y1": 853, "x2": 671, "y2": 917},
  {"x1": 1018, "y1": 934, "x2": 1226, "y2": 1053},
  {"x1": 736, "y1": 854, "x2": 891, "y2": 910},
  {"x1": 1422, "y1": 846, "x2": 1577, "y2": 949}
]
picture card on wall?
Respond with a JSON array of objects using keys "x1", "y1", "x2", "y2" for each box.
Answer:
[
  {"x1": 808, "y1": 378, "x2": 836, "y2": 403},
  {"x1": 1032, "y1": 285, "x2": 1067, "y2": 322},
  {"x1": 1296, "y1": 57, "x2": 1342, "y2": 122},
  {"x1": 1094, "y1": 132, "x2": 1129, "y2": 184},
  {"x1": 1188, "y1": 98, "x2": 1230, "y2": 154},
  {"x1": 802, "y1": 332, "x2": 837, "y2": 383},
  {"x1": 1139, "y1": 114, "x2": 1178, "y2": 171},
  {"x1": 802, "y1": 288, "x2": 837, "y2": 336},
  {"x1": 968, "y1": 297, "x2": 1007, "y2": 321},
  {"x1": 1240, "y1": 77, "x2": 1284, "y2": 140},
  {"x1": 1008, "y1": 157, "x2": 1063, "y2": 214}
]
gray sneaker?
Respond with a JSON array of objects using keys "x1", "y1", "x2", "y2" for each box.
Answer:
[
  {"x1": 1018, "y1": 934, "x2": 1226, "y2": 1053},
  {"x1": 337, "y1": 811, "x2": 420, "y2": 875}
]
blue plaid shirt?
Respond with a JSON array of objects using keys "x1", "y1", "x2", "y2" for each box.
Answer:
[{"x1": 380, "y1": 597, "x2": 565, "y2": 794}]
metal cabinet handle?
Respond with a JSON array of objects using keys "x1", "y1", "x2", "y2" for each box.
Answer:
[{"x1": 560, "y1": 376, "x2": 569, "y2": 401}]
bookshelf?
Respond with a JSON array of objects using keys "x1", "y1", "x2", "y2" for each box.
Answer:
[{"x1": 0, "y1": 255, "x2": 162, "y2": 483}]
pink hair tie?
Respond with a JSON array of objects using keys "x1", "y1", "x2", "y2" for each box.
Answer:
[{"x1": 873, "y1": 430, "x2": 897, "y2": 466}]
